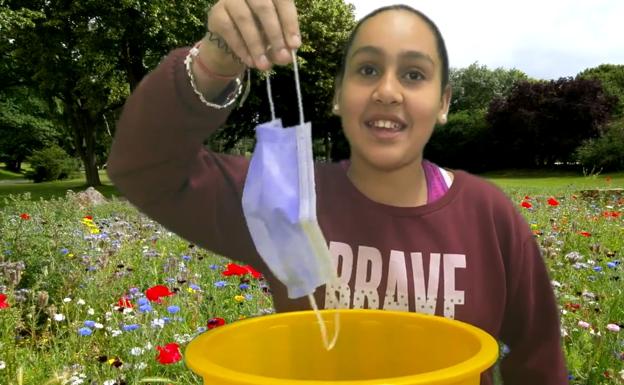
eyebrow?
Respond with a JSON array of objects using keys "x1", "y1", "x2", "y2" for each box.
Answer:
[{"x1": 350, "y1": 45, "x2": 435, "y2": 66}]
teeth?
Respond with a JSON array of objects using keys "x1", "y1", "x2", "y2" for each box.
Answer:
[{"x1": 370, "y1": 120, "x2": 402, "y2": 130}]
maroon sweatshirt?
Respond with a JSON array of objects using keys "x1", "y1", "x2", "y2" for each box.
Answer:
[{"x1": 106, "y1": 48, "x2": 568, "y2": 385}]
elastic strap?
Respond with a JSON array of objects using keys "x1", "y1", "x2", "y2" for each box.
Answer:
[
  {"x1": 308, "y1": 293, "x2": 340, "y2": 351},
  {"x1": 264, "y1": 50, "x2": 304, "y2": 124}
]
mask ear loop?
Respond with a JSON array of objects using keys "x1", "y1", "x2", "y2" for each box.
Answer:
[
  {"x1": 266, "y1": 72, "x2": 276, "y2": 121},
  {"x1": 291, "y1": 49, "x2": 340, "y2": 351}
]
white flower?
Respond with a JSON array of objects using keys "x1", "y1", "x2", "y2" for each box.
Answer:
[
  {"x1": 63, "y1": 297, "x2": 72, "y2": 303},
  {"x1": 0, "y1": 361, "x2": 5, "y2": 370},
  {"x1": 151, "y1": 318, "x2": 165, "y2": 329},
  {"x1": 551, "y1": 280, "x2": 562, "y2": 288},
  {"x1": 103, "y1": 380, "x2": 116, "y2": 385},
  {"x1": 87, "y1": 308, "x2": 95, "y2": 315},
  {"x1": 130, "y1": 347, "x2": 144, "y2": 356},
  {"x1": 135, "y1": 362, "x2": 147, "y2": 370},
  {"x1": 144, "y1": 342, "x2": 153, "y2": 350},
  {"x1": 122, "y1": 308, "x2": 133, "y2": 315},
  {"x1": 110, "y1": 329, "x2": 122, "y2": 337},
  {"x1": 619, "y1": 369, "x2": 624, "y2": 380},
  {"x1": 94, "y1": 322, "x2": 103, "y2": 329},
  {"x1": 561, "y1": 328, "x2": 568, "y2": 338},
  {"x1": 53, "y1": 313, "x2": 66, "y2": 321},
  {"x1": 105, "y1": 311, "x2": 112, "y2": 320},
  {"x1": 76, "y1": 299, "x2": 86, "y2": 305}
]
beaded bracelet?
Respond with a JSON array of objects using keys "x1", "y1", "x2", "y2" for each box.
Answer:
[{"x1": 184, "y1": 46, "x2": 245, "y2": 110}]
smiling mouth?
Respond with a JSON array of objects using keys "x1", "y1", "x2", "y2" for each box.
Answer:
[{"x1": 365, "y1": 120, "x2": 406, "y2": 132}]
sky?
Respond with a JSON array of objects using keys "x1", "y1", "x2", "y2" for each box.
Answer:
[{"x1": 346, "y1": 0, "x2": 624, "y2": 80}]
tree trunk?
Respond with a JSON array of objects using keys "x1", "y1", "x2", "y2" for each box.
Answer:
[{"x1": 70, "y1": 101, "x2": 101, "y2": 187}]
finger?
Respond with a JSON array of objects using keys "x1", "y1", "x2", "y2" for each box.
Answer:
[
  {"x1": 208, "y1": 4, "x2": 254, "y2": 67},
  {"x1": 246, "y1": 0, "x2": 290, "y2": 65},
  {"x1": 273, "y1": 0, "x2": 301, "y2": 50},
  {"x1": 225, "y1": 0, "x2": 272, "y2": 70}
]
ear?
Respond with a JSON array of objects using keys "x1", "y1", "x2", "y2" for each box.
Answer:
[
  {"x1": 332, "y1": 86, "x2": 342, "y2": 116},
  {"x1": 437, "y1": 85, "x2": 452, "y2": 125}
]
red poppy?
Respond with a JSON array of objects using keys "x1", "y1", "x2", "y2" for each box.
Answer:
[
  {"x1": 564, "y1": 303, "x2": 580, "y2": 312},
  {"x1": 156, "y1": 343, "x2": 182, "y2": 364},
  {"x1": 222, "y1": 263, "x2": 263, "y2": 279},
  {"x1": 0, "y1": 293, "x2": 10, "y2": 309},
  {"x1": 521, "y1": 201, "x2": 532, "y2": 209},
  {"x1": 524, "y1": 195, "x2": 531, "y2": 200},
  {"x1": 20, "y1": 213, "x2": 30, "y2": 220},
  {"x1": 84, "y1": 215, "x2": 93, "y2": 220},
  {"x1": 602, "y1": 211, "x2": 620, "y2": 218},
  {"x1": 547, "y1": 197, "x2": 559, "y2": 206},
  {"x1": 145, "y1": 285, "x2": 174, "y2": 303},
  {"x1": 117, "y1": 297, "x2": 133, "y2": 308},
  {"x1": 207, "y1": 317, "x2": 226, "y2": 329},
  {"x1": 579, "y1": 231, "x2": 592, "y2": 237}
]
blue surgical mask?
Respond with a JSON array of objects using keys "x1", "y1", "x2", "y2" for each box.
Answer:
[{"x1": 241, "y1": 51, "x2": 339, "y2": 350}]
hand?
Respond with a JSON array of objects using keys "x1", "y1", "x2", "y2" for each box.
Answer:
[{"x1": 207, "y1": 0, "x2": 301, "y2": 71}]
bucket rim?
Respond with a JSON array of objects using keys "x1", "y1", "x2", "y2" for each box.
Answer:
[{"x1": 185, "y1": 309, "x2": 499, "y2": 385}]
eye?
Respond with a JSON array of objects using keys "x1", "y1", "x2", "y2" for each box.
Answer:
[
  {"x1": 404, "y1": 70, "x2": 425, "y2": 81},
  {"x1": 358, "y1": 65, "x2": 378, "y2": 77}
]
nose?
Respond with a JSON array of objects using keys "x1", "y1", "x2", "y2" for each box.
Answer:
[{"x1": 372, "y1": 73, "x2": 403, "y2": 105}]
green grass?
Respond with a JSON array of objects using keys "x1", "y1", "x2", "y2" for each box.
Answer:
[
  {"x1": 483, "y1": 169, "x2": 624, "y2": 193},
  {"x1": 0, "y1": 163, "x2": 118, "y2": 208}
]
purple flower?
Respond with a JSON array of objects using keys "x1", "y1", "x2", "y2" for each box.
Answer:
[
  {"x1": 123, "y1": 324, "x2": 140, "y2": 332},
  {"x1": 167, "y1": 305, "x2": 180, "y2": 314},
  {"x1": 78, "y1": 327, "x2": 92, "y2": 336},
  {"x1": 84, "y1": 320, "x2": 96, "y2": 328},
  {"x1": 214, "y1": 281, "x2": 227, "y2": 288}
]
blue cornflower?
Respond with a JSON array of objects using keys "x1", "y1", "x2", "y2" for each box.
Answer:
[
  {"x1": 167, "y1": 305, "x2": 180, "y2": 314},
  {"x1": 163, "y1": 317, "x2": 171, "y2": 323},
  {"x1": 60, "y1": 248, "x2": 69, "y2": 255},
  {"x1": 123, "y1": 324, "x2": 140, "y2": 332},
  {"x1": 245, "y1": 294, "x2": 253, "y2": 301},
  {"x1": 182, "y1": 255, "x2": 192, "y2": 261},
  {"x1": 239, "y1": 283, "x2": 250, "y2": 290},
  {"x1": 214, "y1": 281, "x2": 227, "y2": 288},
  {"x1": 196, "y1": 326, "x2": 207, "y2": 334},
  {"x1": 84, "y1": 320, "x2": 96, "y2": 328},
  {"x1": 165, "y1": 277, "x2": 176, "y2": 283},
  {"x1": 189, "y1": 283, "x2": 201, "y2": 291},
  {"x1": 129, "y1": 287, "x2": 140, "y2": 295},
  {"x1": 78, "y1": 327, "x2": 93, "y2": 336},
  {"x1": 139, "y1": 304, "x2": 153, "y2": 313},
  {"x1": 209, "y1": 264, "x2": 219, "y2": 270},
  {"x1": 137, "y1": 297, "x2": 149, "y2": 306},
  {"x1": 593, "y1": 266, "x2": 603, "y2": 272}
]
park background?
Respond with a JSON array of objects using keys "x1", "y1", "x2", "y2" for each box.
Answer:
[{"x1": 0, "y1": 1, "x2": 623, "y2": 384}]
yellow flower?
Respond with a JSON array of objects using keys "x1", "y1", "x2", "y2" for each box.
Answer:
[
  {"x1": 67, "y1": 253, "x2": 74, "y2": 258},
  {"x1": 531, "y1": 223, "x2": 539, "y2": 230},
  {"x1": 187, "y1": 287, "x2": 195, "y2": 294},
  {"x1": 234, "y1": 295, "x2": 245, "y2": 303},
  {"x1": 238, "y1": 315, "x2": 247, "y2": 320}
]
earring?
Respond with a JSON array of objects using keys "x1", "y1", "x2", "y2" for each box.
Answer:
[
  {"x1": 440, "y1": 114, "x2": 447, "y2": 124},
  {"x1": 332, "y1": 104, "x2": 339, "y2": 113}
]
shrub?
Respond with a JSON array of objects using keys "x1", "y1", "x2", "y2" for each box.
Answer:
[
  {"x1": 575, "y1": 119, "x2": 624, "y2": 172},
  {"x1": 24, "y1": 145, "x2": 79, "y2": 183}
]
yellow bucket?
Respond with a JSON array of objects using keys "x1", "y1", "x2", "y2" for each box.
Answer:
[{"x1": 185, "y1": 309, "x2": 498, "y2": 385}]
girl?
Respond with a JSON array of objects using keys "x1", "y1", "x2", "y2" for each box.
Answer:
[{"x1": 106, "y1": 2, "x2": 568, "y2": 384}]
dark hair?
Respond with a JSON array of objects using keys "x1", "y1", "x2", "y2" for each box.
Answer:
[{"x1": 336, "y1": 5, "x2": 449, "y2": 90}]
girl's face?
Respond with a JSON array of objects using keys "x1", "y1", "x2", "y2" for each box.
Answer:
[{"x1": 336, "y1": 10, "x2": 451, "y2": 173}]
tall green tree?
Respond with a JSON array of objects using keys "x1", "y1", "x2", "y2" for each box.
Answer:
[
  {"x1": 0, "y1": 88, "x2": 60, "y2": 171},
  {"x1": 4, "y1": 0, "x2": 211, "y2": 186},
  {"x1": 578, "y1": 64, "x2": 624, "y2": 117},
  {"x1": 449, "y1": 63, "x2": 529, "y2": 113},
  {"x1": 210, "y1": 0, "x2": 356, "y2": 161}
]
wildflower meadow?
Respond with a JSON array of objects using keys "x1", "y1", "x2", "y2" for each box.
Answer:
[{"x1": 0, "y1": 181, "x2": 623, "y2": 385}]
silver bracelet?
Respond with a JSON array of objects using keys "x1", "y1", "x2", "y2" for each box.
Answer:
[{"x1": 184, "y1": 46, "x2": 246, "y2": 109}]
